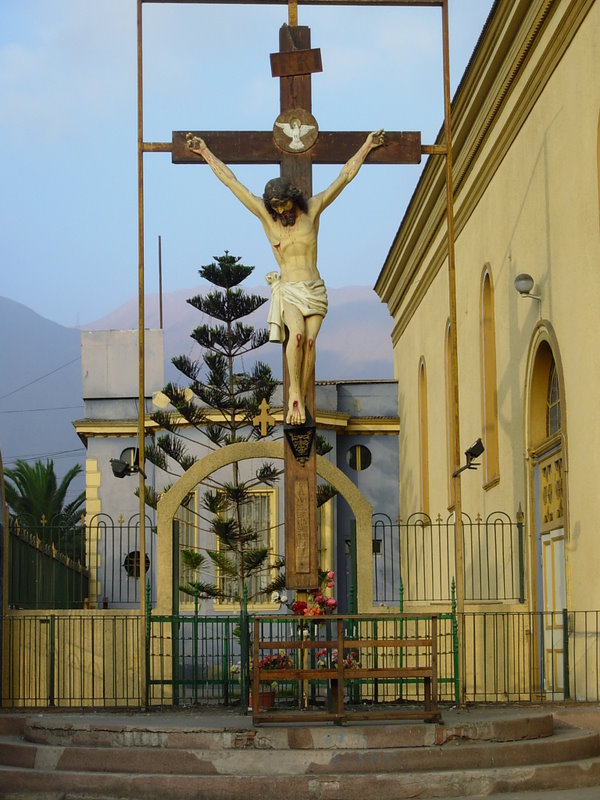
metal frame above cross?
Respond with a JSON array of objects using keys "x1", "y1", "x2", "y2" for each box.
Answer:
[
  {"x1": 134, "y1": 0, "x2": 463, "y2": 700},
  {"x1": 170, "y1": 10, "x2": 422, "y2": 590}
]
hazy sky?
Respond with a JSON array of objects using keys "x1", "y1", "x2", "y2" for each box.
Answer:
[{"x1": 1, "y1": 0, "x2": 494, "y2": 328}]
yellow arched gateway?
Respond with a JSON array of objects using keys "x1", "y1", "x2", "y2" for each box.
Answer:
[{"x1": 155, "y1": 441, "x2": 373, "y2": 614}]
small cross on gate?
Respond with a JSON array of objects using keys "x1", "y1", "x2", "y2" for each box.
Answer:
[{"x1": 253, "y1": 398, "x2": 276, "y2": 437}]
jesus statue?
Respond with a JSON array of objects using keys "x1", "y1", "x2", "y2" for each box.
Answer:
[{"x1": 186, "y1": 130, "x2": 385, "y2": 426}]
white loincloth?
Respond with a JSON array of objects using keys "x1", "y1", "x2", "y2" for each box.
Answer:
[{"x1": 266, "y1": 273, "x2": 328, "y2": 343}]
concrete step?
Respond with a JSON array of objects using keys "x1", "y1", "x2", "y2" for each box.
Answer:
[
  {"x1": 2, "y1": 756, "x2": 600, "y2": 800},
  {"x1": 1, "y1": 709, "x2": 600, "y2": 799},
  {"x1": 14, "y1": 710, "x2": 555, "y2": 750},
  {"x1": 0, "y1": 726, "x2": 598, "y2": 776}
]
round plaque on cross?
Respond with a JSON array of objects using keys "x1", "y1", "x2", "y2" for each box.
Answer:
[{"x1": 273, "y1": 108, "x2": 319, "y2": 154}]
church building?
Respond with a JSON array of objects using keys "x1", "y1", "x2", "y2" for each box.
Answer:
[{"x1": 375, "y1": 0, "x2": 600, "y2": 695}]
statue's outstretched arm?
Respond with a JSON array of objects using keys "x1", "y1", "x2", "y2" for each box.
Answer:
[
  {"x1": 310, "y1": 130, "x2": 385, "y2": 215},
  {"x1": 186, "y1": 134, "x2": 267, "y2": 220}
]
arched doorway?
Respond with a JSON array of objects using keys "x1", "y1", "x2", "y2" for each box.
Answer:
[{"x1": 526, "y1": 329, "x2": 567, "y2": 698}]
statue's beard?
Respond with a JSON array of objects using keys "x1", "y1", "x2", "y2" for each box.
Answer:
[{"x1": 279, "y1": 208, "x2": 297, "y2": 227}]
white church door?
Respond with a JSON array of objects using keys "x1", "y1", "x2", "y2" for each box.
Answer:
[
  {"x1": 534, "y1": 447, "x2": 566, "y2": 699},
  {"x1": 529, "y1": 345, "x2": 566, "y2": 700}
]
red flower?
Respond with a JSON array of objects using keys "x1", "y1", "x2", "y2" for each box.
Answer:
[{"x1": 292, "y1": 600, "x2": 308, "y2": 615}]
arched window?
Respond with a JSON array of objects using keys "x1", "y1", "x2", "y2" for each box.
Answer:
[
  {"x1": 445, "y1": 321, "x2": 456, "y2": 510},
  {"x1": 418, "y1": 357, "x2": 430, "y2": 515},
  {"x1": 480, "y1": 267, "x2": 500, "y2": 486},
  {"x1": 547, "y1": 361, "x2": 561, "y2": 437},
  {"x1": 529, "y1": 340, "x2": 562, "y2": 447}
]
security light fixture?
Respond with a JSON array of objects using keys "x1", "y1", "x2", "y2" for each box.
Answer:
[
  {"x1": 110, "y1": 447, "x2": 147, "y2": 479},
  {"x1": 514, "y1": 273, "x2": 541, "y2": 301},
  {"x1": 284, "y1": 409, "x2": 316, "y2": 465},
  {"x1": 453, "y1": 438, "x2": 485, "y2": 478}
]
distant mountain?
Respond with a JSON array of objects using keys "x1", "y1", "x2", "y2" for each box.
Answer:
[
  {"x1": 0, "y1": 297, "x2": 85, "y2": 500},
  {"x1": 85, "y1": 284, "x2": 394, "y2": 383},
  {"x1": 0, "y1": 286, "x2": 393, "y2": 496}
]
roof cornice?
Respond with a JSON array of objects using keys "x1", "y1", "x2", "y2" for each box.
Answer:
[
  {"x1": 73, "y1": 407, "x2": 399, "y2": 443},
  {"x1": 375, "y1": 0, "x2": 594, "y2": 341}
]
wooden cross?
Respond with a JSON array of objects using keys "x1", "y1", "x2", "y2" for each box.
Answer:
[{"x1": 172, "y1": 12, "x2": 421, "y2": 590}]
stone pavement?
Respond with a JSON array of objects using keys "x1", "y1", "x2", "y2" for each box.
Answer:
[{"x1": 17, "y1": 698, "x2": 597, "y2": 735}]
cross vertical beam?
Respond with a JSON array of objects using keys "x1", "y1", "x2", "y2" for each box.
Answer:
[
  {"x1": 277, "y1": 25, "x2": 314, "y2": 198},
  {"x1": 278, "y1": 23, "x2": 319, "y2": 589}
]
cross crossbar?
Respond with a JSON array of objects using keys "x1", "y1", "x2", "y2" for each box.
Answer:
[{"x1": 172, "y1": 130, "x2": 421, "y2": 164}]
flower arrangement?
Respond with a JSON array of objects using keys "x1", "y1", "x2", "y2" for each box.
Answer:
[
  {"x1": 291, "y1": 571, "x2": 338, "y2": 618},
  {"x1": 258, "y1": 651, "x2": 294, "y2": 670},
  {"x1": 315, "y1": 648, "x2": 360, "y2": 670}
]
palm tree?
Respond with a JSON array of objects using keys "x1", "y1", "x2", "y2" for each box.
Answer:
[{"x1": 4, "y1": 459, "x2": 85, "y2": 559}]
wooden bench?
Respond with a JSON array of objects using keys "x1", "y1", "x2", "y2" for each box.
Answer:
[{"x1": 252, "y1": 613, "x2": 441, "y2": 725}]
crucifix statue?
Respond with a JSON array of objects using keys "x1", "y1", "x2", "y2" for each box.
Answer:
[
  {"x1": 173, "y1": 6, "x2": 420, "y2": 588},
  {"x1": 186, "y1": 129, "x2": 384, "y2": 426}
]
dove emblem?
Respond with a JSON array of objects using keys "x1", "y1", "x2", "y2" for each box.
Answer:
[
  {"x1": 273, "y1": 109, "x2": 318, "y2": 153},
  {"x1": 275, "y1": 119, "x2": 316, "y2": 151}
]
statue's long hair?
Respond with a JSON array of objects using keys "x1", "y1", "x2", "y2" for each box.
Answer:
[{"x1": 263, "y1": 178, "x2": 308, "y2": 219}]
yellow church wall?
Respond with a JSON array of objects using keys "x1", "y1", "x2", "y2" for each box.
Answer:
[
  {"x1": 450, "y1": 0, "x2": 600, "y2": 611},
  {"x1": 383, "y1": 0, "x2": 600, "y2": 613}
]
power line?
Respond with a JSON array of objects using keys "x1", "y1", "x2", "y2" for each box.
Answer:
[
  {"x1": 0, "y1": 405, "x2": 83, "y2": 415},
  {"x1": 0, "y1": 357, "x2": 80, "y2": 400},
  {"x1": 3, "y1": 448, "x2": 85, "y2": 465}
]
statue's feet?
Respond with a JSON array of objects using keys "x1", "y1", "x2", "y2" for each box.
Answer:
[{"x1": 286, "y1": 398, "x2": 306, "y2": 426}]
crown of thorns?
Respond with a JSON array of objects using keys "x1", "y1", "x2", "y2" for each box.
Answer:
[{"x1": 263, "y1": 178, "x2": 308, "y2": 218}]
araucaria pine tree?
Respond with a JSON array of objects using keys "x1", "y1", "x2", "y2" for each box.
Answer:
[{"x1": 147, "y1": 252, "x2": 282, "y2": 613}]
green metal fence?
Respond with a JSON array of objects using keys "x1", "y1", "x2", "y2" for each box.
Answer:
[
  {"x1": 460, "y1": 609, "x2": 600, "y2": 703},
  {"x1": 5, "y1": 608, "x2": 600, "y2": 709},
  {"x1": 115, "y1": 608, "x2": 600, "y2": 708},
  {"x1": 146, "y1": 610, "x2": 459, "y2": 708},
  {"x1": 147, "y1": 613, "x2": 243, "y2": 705}
]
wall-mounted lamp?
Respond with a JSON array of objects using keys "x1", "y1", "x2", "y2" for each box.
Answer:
[
  {"x1": 110, "y1": 447, "x2": 147, "y2": 480},
  {"x1": 284, "y1": 410, "x2": 316, "y2": 465},
  {"x1": 453, "y1": 438, "x2": 485, "y2": 478},
  {"x1": 514, "y1": 273, "x2": 541, "y2": 301}
]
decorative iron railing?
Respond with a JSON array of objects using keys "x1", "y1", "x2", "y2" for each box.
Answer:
[
  {"x1": 9, "y1": 509, "x2": 523, "y2": 611},
  {"x1": 371, "y1": 511, "x2": 525, "y2": 605},
  {"x1": 8, "y1": 515, "x2": 88, "y2": 610},
  {"x1": 8, "y1": 513, "x2": 158, "y2": 610},
  {"x1": 81, "y1": 513, "x2": 157, "y2": 609}
]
